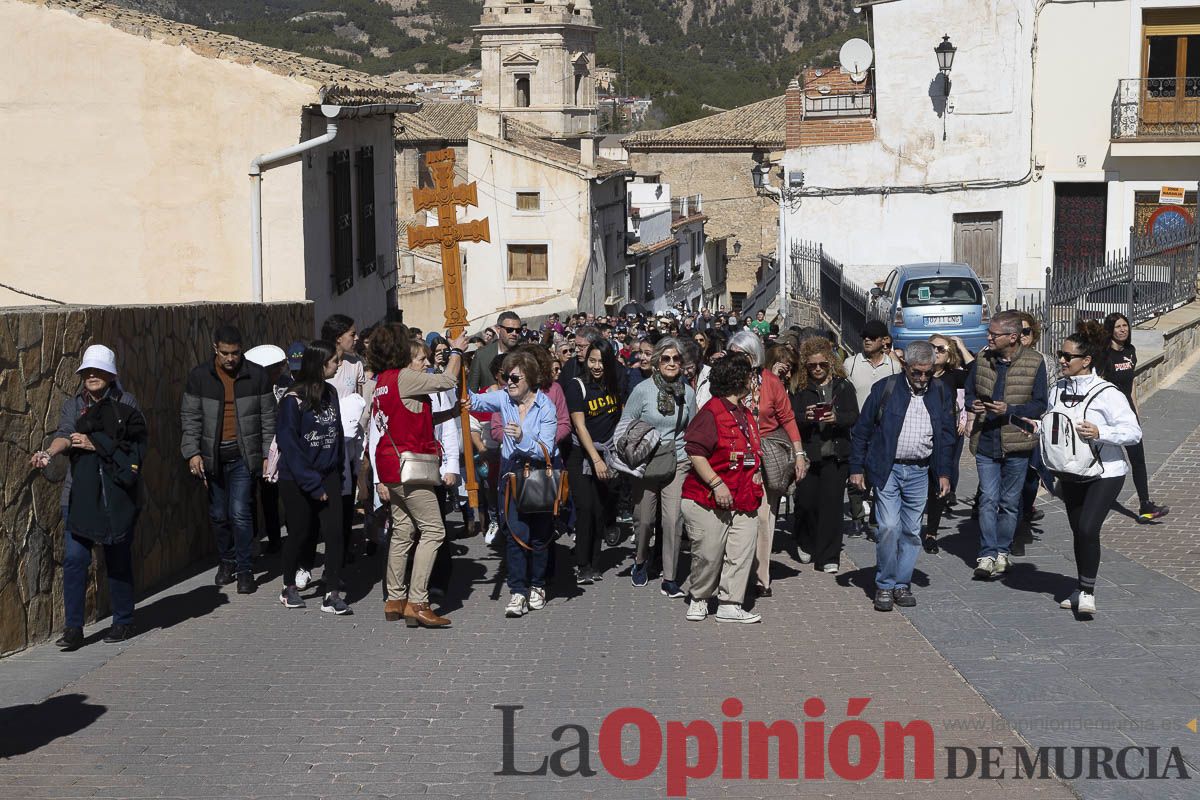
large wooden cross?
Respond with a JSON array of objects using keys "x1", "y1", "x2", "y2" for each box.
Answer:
[{"x1": 408, "y1": 147, "x2": 490, "y2": 509}]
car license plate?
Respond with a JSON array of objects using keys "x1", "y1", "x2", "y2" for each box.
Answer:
[{"x1": 926, "y1": 315, "x2": 961, "y2": 326}]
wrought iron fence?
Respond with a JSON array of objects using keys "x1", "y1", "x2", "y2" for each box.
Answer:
[
  {"x1": 1111, "y1": 77, "x2": 1200, "y2": 140},
  {"x1": 787, "y1": 240, "x2": 877, "y2": 352}
]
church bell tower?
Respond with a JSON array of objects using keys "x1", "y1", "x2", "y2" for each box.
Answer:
[{"x1": 475, "y1": 0, "x2": 599, "y2": 139}]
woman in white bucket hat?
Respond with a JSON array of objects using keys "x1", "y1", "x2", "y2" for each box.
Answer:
[{"x1": 29, "y1": 344, "x2": 146, "y2": 651}]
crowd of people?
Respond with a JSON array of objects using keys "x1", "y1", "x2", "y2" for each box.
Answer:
[{"x1": 30, "y1": 302, "x2": 1169, "y2": 647}]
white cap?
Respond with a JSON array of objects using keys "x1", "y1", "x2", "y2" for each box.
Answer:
[
  {"x1": 244, "y1": 344, "x2": 287, "y2": 368},
  {"x1": 77, "y1": 344, "x2": 117, "y2": 376}
]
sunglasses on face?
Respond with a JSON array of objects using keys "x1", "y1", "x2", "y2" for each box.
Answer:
[
  {"x1": 505, "y1": 373, "x2": 524, "y2": 384},
  {"x1": 806, "y1": 362, "x2": 830, "y2": 370},
  {"x1": 1057, "y1": 351, "x2": 1087, "y2": 361},
  {"x1": 1021, "y1": 328, "x2": 1033, "y2": 336},
  {"x1": 500, "y1": 326, "x2": 521, "y2": 334},
  {"x1": 659, "y1": 354, "x2": 682, "y2": 364},
  {"x1": 909, "y1": 368, "x2": 933, "y2": 377},
  {"x1": 986, "y1": 330, "x2": 1016, "y2": 339}
]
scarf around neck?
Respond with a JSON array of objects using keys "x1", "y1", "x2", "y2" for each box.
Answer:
[{"x1": 653, "y1": 372, "x2": 685, "y2": 417}]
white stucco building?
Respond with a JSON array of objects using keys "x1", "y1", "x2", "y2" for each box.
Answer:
[
  {"x1": 459, "y1": 0, "x2": 632, "y2": 328},
  {"x1": 626, "y1": 181, "x2": 711, "y2": 312},
  {"x1": 1, "y1": 0, "x2": 416, "y2": 329},
  {"x1": 779, "y1": 0, "x2": 1200, "y2": 308}
]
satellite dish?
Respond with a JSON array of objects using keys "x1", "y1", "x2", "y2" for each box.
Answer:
[{"x1": 839, "y1": 38, "x2": 874, "y2": 83}]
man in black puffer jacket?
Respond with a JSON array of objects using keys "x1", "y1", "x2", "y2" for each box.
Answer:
[{"x1": 180, "y1": 325, "x2": 275, "y2": 593}]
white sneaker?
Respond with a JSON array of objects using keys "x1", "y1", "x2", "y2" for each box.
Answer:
[
  {"x1": 715, "y1": 604, "x2": 762, "y2": 624},
  {"x1": 994, "y1": 553, "x2": 1010, "y2": 575},
  {"x1": 1059, "y1": 591, "x2": 1079, "y2": 609},
  {"x1": 484, "y1": 521, "x2": 500, "y2": 545},
  {"x1": 686, "y1": 599, "x2": 708, "y2": 622},
  {"x1": 821, "y1": 563, "x2": 838, "y2": 574},
  {"x1": 505, "y1": 593, "x2": 528, "y2": 617},
  {"x1": 973, "y1": 556, "x2": 997, "y2": 579},
  {"x1": 294, "y1": 567, "x2": 312, "y2": 590},
  {"x1": 1078, "y1": 591, "x2": 1096, "y2": 614},
  {"x1": 797, "y1": 548, "x2": 812, "y2": 564},
  {"x1": 528, "y1": 587, "x2": 546, "y2": 610}
]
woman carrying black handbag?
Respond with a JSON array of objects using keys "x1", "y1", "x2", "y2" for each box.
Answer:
[
  {"x1": 30, "y1": 345, "x2": 147, "y2": 651},
  {"x1": 469, "y1": 350, "x2": 561, "y2": 618}
]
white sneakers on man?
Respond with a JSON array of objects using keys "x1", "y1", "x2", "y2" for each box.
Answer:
[
  {"x1": 528, "y1": 587, "x2": 546, "y2": 610},
  {"x1": 1059, "y1": 591, "x2": 1096, "y2": 614},
  {"x1": 973, "y1": 556, "x2": 997, "y2": 579},
  {"x1": 505, "y1": 593, "x2": 528, "y2": 617},
  {"x1": 994, "y1": 553, "x2": 1010, "y2": 575},
  {"x1": 484, "y1": 521, "x2": 500, "y2": 545},
  {"x1": 294, "y1": 567, "x2": 312, "y2": 590},
  {"x1": 715, "y1": 605, "x2": 762, "y2": 624},
  {"x1": 686, "y1": 599, "x2": 708, "y2": 622}
]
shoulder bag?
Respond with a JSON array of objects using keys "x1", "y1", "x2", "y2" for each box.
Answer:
[
  {"x1": 642, "y1": 401, "x2": 685, "y2": 484},
  {"x1": 506, "y1": 441, "x2": 568, "y2": 515},
  {"x1": 375, "y1": 396, "x2": 442, "y2": 487},
  {"x1": 759, "y1": 427, "x2": 796, "y2": 494}
]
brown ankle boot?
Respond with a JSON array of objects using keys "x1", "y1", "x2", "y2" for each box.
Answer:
[
  {"x1": 404, "y1": 602, "x2": 451, "y2": 628},
  {"x1": 384, "y1": 599, "x2": 407, "y2": 622}
]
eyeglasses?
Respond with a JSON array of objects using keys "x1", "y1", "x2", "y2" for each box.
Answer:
[
  {"x1": 933, "y1": 345, "x2": 948, "y2": 353},
  {"x1": 986, "y1": 330, "x2": 1017, "y2": 339},
  {"x1": 862, "y1": 335, "x2": 880, "y2": 341},
  {"x1": 505, "y1": 373, "x2": 524, "y2": 384},
  {"x1": 1021, "y1": 328, "x2": 1033, "y2": 336},
  {"x1": 909, "y1": 368, "x2": 933, "y2": 377},
  {"x1": 500, "y1": 325, "x2": 521, "y2": 334},
  {"x1": 806, "y1": 362, "x2": 830, "y2": 371},
  {"x1": 659, "y1": 354, "x2": 682, "y2": 364},
  {"x1": 560, "y1": 346, "x2": 577, "y2": 354},
  {"x1": 1056, "y1": 351, "x2": 1087, "y2": 361}
]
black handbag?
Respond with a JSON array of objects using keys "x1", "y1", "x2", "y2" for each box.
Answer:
[{"x1": 506, "y1": 442, "x2": 567, "y2": 515}]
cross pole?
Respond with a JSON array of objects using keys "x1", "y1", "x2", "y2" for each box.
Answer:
[{"x1": 407, "y1": 148, "x2": 490, "y2": 509}]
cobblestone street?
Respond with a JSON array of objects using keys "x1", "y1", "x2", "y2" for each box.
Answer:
[{"x1": 4, "y1": 362, "x2": 1200, "y2": 798}]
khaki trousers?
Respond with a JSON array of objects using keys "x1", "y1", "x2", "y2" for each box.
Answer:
[
  {"x1": 751, "y1": 487, "x2": 783, "y2": 590},
  {"x1": 633, "y1": 460, "x2": 689, "y2": 581},
  {"x1": 384, "y1": 483, "x2": 446, "y2": 605},
  {"x1": 681, "y1": 499, "x2": 757, "y2": 603}
]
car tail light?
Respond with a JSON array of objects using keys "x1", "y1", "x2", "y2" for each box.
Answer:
[
  {"x1": 893, "y1": 307, "x2": 905, "y2": 327},
  {"x1": 981, "y1": 300, "x2": 991, "y2": 323}
]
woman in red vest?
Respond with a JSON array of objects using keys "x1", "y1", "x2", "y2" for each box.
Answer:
[
  {"x1": 367, "y1": 324, "x2": 468, "y2": 629},
  {"x1": 680, "y1": 353, "x2": 765, "y2": 624}
]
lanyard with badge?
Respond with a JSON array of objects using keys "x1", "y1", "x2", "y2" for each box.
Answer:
[{"x1": 728, "y1": 404, "x2": 758, "y2": 470}]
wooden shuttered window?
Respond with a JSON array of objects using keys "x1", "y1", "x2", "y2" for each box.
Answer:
[
  {"x1": 516, "y1": 191, "x2": 540, "y2": 211},
  {"x1": 356, "y1": 146, "x2": 377, "y2": 277},
  {"x1": 507, "y1": 244, "x2": 548, "y2": 281},
  {"x1": 329, "y1": 149, "x2": 353, "y2": 294}
]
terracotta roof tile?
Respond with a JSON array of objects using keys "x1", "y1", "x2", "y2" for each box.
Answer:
[
  {"x1": 394, "y1": 102, "x2": 478, "y2": 144},
  {"x1": 27, "y1": 0, "x2": 416, "y2": 105},
  {"x1": 622, "y1": 95, "x2": 785, "y2": 151},
  {"x1": 628, "y1": 237, "x2": 675, "y2": 256}
]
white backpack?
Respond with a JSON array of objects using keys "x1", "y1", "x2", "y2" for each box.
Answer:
[{"x1": 1039, "y1": 380, "x2": 1116, "y2": 480}]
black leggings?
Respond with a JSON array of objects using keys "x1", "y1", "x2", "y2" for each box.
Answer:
[
  {"x1": 1059, "y1": 475, "x2": 1124, "y2": 594},
  {"x1": 1125, "y1": 441, "x2": 1151, "y2": 506},
  {"x1": 567, "y1": 447, "x2": 610, "y2": 570},
  {"x1": 279, "y1": 474, "x2": 344, "y2": 590},
  {"x1": 795, "y1": 458, "x2": 849, "y2": 566}
]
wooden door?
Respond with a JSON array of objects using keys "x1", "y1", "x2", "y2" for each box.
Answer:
[
  {"x1": 1141, "y1": 11, "x2": 1200, "y2": 133},
  {"x1": 953, "y1": 212, "x2": 1002, "y2": 307}
]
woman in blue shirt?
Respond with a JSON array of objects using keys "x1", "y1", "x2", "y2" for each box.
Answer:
[{"x1": 470, "y1": 350, "x2": 559, "y2": 618}]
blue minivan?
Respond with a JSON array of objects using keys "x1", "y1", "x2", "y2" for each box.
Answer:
[{"x1": 868, "y1": 263, "x2": 991, "y2": 354}]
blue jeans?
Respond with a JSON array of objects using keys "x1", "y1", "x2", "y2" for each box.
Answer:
[
  {"x1": 976, "y1": 453, "x2": 1029, "y2": 558},
  {"x1": 501, "y1": 458, "x2": 553, "y2": 595},
  {"x1": 874, "y1": 463, "x2": 927, "y2": 591},
  {"x1": 208, "y1": 458, "x2": 255, "y2": 573},
  {"x1": 63, "y1": 517, "x2": 134, "y2": 629}
]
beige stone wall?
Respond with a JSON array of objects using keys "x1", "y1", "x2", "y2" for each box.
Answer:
[
  {"x1": 627, "y1": 150, "x2": 780, "y2": 299},
  {"x1": 0, "y1": 301, "x2": 313, "y2": 656}
]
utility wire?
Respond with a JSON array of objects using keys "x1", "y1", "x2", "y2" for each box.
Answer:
[{"x1": 0, "y1": 282, "x2": 65, "y2": 305}]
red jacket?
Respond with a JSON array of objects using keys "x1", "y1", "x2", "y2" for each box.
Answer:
[
  {"x1": 682, "y1": 397, "x2": 764, "y2": 513},
  {"x1": 371, "y1": 368, "x2": 438, "y2": 484}
]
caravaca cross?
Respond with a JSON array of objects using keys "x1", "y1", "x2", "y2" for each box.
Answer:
[{"x1": 407, "y1": 148, "x2": 490, "y2": 509}]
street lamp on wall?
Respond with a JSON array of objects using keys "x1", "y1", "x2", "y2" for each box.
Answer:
[
  {"x1": 934, "y1": 34, "x2": 957, "y2": 140},
  {"x1": 751, "y1": 163, "x2": 771, "y2": 190}
]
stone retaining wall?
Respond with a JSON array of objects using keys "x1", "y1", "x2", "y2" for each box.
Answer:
[{"x1": 0, "y1": 302, "x2": 313, "y2": 656}]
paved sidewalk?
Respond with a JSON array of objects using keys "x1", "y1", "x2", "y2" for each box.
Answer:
[
  {"x1": 0, "y1": 529, "x2": 1074, "y2": 797},
  {"x1": 842, "y1": 357, "x2": 1200, "y2": 800}
]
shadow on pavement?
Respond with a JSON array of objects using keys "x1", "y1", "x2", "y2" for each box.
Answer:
[
  {"x1": 0, "y1": 693, "x2": 106, "y2": 758},
  {"x1": 135, "y1": 583, "x2": 230, "y2": 634}
]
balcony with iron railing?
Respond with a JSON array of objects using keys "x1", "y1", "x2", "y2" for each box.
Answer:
[
  {"x1": 803, "y1": 84, "x2": 874, "y2": 118},
  {"x1": 1111, "y1": 77, "x2": 1200, "y2": 153}
]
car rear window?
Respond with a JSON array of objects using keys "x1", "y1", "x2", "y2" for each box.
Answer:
[{"x1": 901, "y1": 277, "x2": 981, "y2": 306}]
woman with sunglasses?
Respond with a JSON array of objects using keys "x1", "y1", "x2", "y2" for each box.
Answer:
[
  {"x1": 470, "y1": 351, "x2": 560, "y2": 617},
  {"x1": 1020, "y1": 321, "x2": 1141, "y2": 615},
  {"x1": 922, "y1": 334, "x2": 971, "y2": 553},
  {"x1": 791, "y1": 338, "x2": 858, "y2": 575},
  {"x1": 1103, "y1": 312, "x2": 1168, "y2": 523},
  {"x1": 564, "y1": 341, "x2": 624, "y2": 584},
  {"x1": 618, "y1": 337, "x2": 697, "y2": 594}
]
